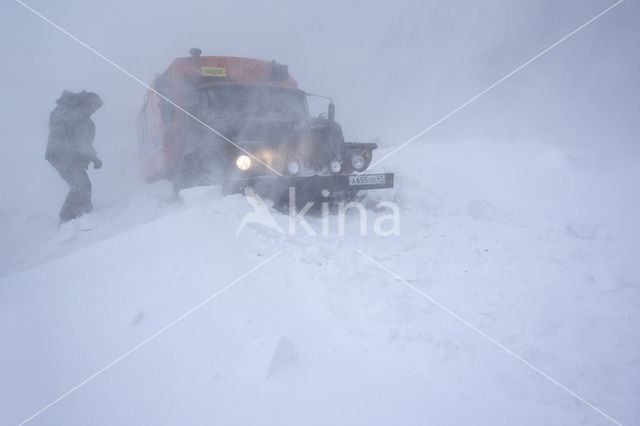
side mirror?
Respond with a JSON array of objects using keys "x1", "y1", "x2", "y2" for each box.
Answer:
[{"x1": 328, "y1": 103, "x2": 335, "y2": 121}]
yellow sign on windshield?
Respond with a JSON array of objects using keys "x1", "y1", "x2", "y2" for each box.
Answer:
[{"x1": 201, "y1": 66, "x2": 226, "y2": 77}]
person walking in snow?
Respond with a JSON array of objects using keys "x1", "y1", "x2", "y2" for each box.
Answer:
[{"x1": 46, "y1": 90, "x2": 103, "y2": 223}]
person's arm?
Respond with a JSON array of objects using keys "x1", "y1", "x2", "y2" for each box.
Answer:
[
  {"x1": 76, "y1": 119, "x2": 102, "y2": 168},
  {"x1": 88, "y1": 122, "x2": 103, "y2": 169}
]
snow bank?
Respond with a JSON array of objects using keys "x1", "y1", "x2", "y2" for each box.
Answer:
[{"x1": 1, "y1": 140, "x2": 638, "y2": 425}]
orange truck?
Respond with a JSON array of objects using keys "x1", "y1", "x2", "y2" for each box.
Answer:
[{"x1": 137, "y1": 48, "x2": 393, "y2": 202}]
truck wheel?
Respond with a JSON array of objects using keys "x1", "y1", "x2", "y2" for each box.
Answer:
[{"x1": 176, "y1": 152, "x2": 206, "y2": 190}]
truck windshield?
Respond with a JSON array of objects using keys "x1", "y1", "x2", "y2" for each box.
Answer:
[{"x1": 195, "y1": 84, "x2": 309, "y2": 121}]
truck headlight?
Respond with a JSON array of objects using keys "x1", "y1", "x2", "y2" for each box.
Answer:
[
  {"x1": 330, "y1": 160, "x2": 342, "y2": 173},
  {"x1": 351, "y1": 154, "x2": 365, "y2": 171},
  {"x1": 236, "y1": 155, "x2": 251, "y2": 171},
  {"x1": 287, "y1": 160, "x2": 300, "y2": 175}
]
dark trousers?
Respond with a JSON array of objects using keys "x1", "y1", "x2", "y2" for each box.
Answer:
[{"x1": 50, "y1": 160, "x2": 92, "y2": 222}]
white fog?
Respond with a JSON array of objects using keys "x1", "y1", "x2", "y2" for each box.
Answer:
[{"x1": 1, "y1": 0, "x2": 638, "y2": 425}]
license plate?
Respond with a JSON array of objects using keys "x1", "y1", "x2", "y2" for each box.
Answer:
[{"x1": 349, "y1": 174, "x2": 386, "y2": 186}]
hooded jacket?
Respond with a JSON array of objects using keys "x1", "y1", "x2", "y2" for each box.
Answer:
[{"x1": 46, "y1": 91, "x2": 102, "y2": 166}]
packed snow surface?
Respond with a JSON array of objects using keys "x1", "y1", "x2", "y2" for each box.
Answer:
[{"x1": 1, "y1": 140, "x2": 639, "y2": 425}]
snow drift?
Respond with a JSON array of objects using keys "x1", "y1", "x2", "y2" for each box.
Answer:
[{"x1": 1, "y1": 140, "x2": 639, "y2": 425}]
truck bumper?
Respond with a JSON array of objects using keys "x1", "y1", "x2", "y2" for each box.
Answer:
[{"x1": 226, "y1": 172, "x2": 394, "y2": 198}]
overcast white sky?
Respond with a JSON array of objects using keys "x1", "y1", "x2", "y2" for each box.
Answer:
[{"x1": 0, "y1": 0, "x2": 638, "y2": 213}]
